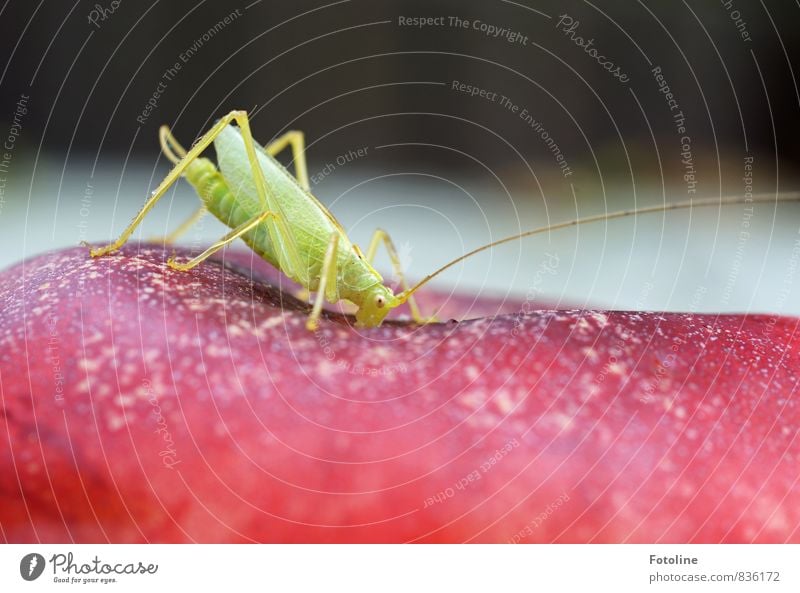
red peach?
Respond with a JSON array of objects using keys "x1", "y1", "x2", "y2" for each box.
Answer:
[{"x1": 0, "y1": 245, "x2": 797, "y2": 542}]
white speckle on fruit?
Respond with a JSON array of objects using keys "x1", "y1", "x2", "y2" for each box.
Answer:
[
  {"x1": 79, "y1": 357, "x2": 100, "y2": 372},
  {"x1": 493, "y1": 389, "x2": 514, "y2": 415},
  {"x1": 116, "y1": 393, "x2": 136, "y2": 407},
  {"x1": 108, "y1": 415, "x2": 127, "y2": 431}
]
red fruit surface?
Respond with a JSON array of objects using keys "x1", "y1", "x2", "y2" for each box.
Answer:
[{"x1": 0, "y1": 245, "x2": 798, "y2": 543}]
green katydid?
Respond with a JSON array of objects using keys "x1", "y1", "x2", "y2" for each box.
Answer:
[{"x1": 88, "y1": 109, "x2": 800, "y2": 330}]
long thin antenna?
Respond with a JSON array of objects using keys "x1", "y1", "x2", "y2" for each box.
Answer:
[{"x1": 398, "y1": 192, "x2": 800, "y2": 301}]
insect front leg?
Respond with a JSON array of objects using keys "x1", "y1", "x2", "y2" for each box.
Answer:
[
  {"x1": 263, "y1": 130, "x2": 310, "y2": 191},
  {"x1": 306, "y1": 232, "x2": 340, "y2": 331},
  {"x1": 365, "y1": 228, "x2": 436, "y2": 324},
  {"x1": 167, "y1": 209, "x2": 279, "y2": 271}
]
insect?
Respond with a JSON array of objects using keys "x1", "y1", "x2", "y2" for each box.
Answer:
[{"x1": 88, "y1": 109, "x2": 800, "y2": 329}]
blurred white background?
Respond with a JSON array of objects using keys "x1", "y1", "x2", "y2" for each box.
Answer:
[{"x1": 4, "y1": 154, "x2": 799, "y2": 316}]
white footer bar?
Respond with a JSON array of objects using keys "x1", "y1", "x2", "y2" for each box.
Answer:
[{"x1": 1, "y1": 544, "x2": 796, "y2": 592}]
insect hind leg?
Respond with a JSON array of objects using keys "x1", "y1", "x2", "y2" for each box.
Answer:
[
  {"x1": 167, "y1": 209, "x2": 279, "y2": 271},
  {"x1": 90, "y1": 110, "x2": 304, "y2": 276},
  {"x1": 86, "y1": 121, "x2": 223, "y2": 258},
  {"x1": 159, "y1": 125, "x2": 188, "y2": 165},
  {"x1": 149, "y1": 206, "x2": 207, "y2": 245}
]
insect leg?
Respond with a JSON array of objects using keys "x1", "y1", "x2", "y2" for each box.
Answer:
[
  {"x1": 87, "y1": 155, "x2": 204, "y2": 257},
  {"x1": 229, "y1": 113, "x2": 308, "y2": 282},
  {"x1": 306, "y1": 232, "x2": 340, "y2": 331},
  {"x1": 167, "y1": 209, "x2": 279, "y2": 271},
  {"x1": 150, "y1": 206, "x2": 207, "y2": 244},
  {"x1": 263, "y1": 131, "x2": 309, "y2": 190},
  {"x1": 365, "y1": 228, "x2": 435, "y2": 324},
  {"x1": 159, "y1": 125, "x2": 188, "y2": 164},
  {"x1": 90, "y1": 111, "x2": 255, "y2": 258},
  {"x1": 294, "y1": 288, "x2": 311, "y2": 302}
]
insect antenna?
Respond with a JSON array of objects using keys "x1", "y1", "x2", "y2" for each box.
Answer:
[{"x1": 397, "y1": 192, "x2": 800, "y2": 302}]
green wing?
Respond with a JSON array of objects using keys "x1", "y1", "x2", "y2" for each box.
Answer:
[{"x1": 213, "y1": 125, "x2": 350, "y2": 285}]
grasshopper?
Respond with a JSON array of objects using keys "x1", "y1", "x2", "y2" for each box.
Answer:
[{"x1": 88, "y1": 110, "x2": 800, "y2": 329}]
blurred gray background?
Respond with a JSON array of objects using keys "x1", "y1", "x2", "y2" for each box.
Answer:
[{"x1": 1, "y1": 0, "x2": 799, "y2": 314}]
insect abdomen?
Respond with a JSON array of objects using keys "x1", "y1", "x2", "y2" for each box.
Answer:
[
  {"x1": 183, "y1": 157, "x2": 279, "y2": 267},
  {"x1": 185, "y1": 158, "x2": 252, "y2": 227},
  {"x1": 184, "y1": 158, "x2": 228, "y2": 208}
]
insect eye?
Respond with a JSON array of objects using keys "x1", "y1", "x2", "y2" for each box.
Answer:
[{"x1": 375, "y1": 295, "x2": 385, "y2": 308}]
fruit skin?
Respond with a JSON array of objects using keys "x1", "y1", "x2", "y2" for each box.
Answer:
[{"x1": 0, "y1": 245, "x2": 798, "y2": 543}]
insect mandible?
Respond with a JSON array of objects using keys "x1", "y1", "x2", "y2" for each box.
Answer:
[{"x1": 87, "y1": 110, "x2": 800, "y2": 329}]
